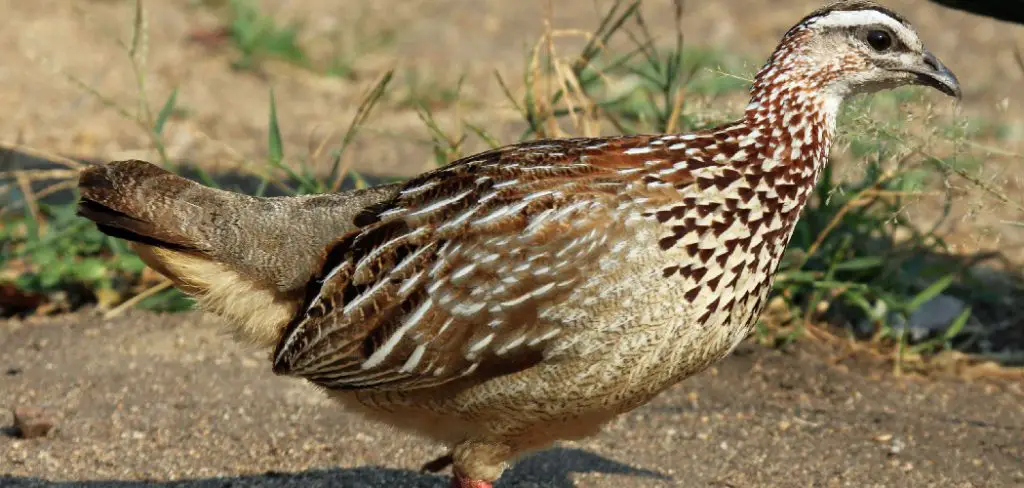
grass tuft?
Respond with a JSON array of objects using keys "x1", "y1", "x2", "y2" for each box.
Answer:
[{"x1": 224, "y1": 0, "x2": 305, "y2": 71}]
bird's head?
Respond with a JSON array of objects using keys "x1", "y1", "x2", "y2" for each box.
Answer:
[{"x1": 756, "y1": 1, "x2": 961, "y2": 102}]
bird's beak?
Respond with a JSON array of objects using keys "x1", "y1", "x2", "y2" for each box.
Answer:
[{"x1": 909, "y1": 50, "x2": 961, "y2": 99}]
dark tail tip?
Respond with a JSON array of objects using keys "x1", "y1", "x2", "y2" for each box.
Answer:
[{"x1": 77, "y1": 160, "x2": 198, "y2": 251}]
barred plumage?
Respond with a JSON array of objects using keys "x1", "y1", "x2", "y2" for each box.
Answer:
[{"x1": 77, "y1": 2, "x2": 960, "y2": 487}]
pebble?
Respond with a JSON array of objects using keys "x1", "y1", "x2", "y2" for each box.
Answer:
[
  {"x1": 889, "y1": 437, "x2": 906, "y2": 455},
  {"x1": 12, "y1": 406, "x2": 57, "y2": 439}
]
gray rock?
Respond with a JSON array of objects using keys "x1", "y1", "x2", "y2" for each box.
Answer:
[{"x1": 905, "y1": 294, "x2": 967, "y2": 340}]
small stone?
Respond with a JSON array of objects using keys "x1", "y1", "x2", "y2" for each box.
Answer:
[
  {"x1": 12, "y1": 406, "x2": 56, "y2": 439},
  {"x1": 354, "y1": 432, "x2": 376, "y2": 443},
  {"x1": 889, "y1": 437, "x2": 906, "y2": 455},
  {"x1": 900, "y1": 294, "x2": 968, "y2": 341}
]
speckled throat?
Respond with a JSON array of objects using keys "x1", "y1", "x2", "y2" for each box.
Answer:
[{"x1": 634, "y1": 26, "x2": 844, "y2": 343}]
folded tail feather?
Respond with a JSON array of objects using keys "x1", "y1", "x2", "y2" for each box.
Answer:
[{"x1": 77, "y1": 160, "x2": 399, "y2": 348}]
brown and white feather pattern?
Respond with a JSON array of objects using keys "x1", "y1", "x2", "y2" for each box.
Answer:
[
  {"x1": 272, "y1": 26, "x2": 842, "y2": 392},
  {"x1": 71, "y1": 2, "x2": 960, "y2": 484},
  {"x1": 274, "y1": 138, "x2": 658, "y2": 390}
]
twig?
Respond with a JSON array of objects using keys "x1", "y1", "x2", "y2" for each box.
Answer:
[
  {"x1": 923, "y1": 150, "x2": 1024, "y2": 214},
  {"x1": 0, "y1": 169, "x2": 81, "y2": 182},
  {"x1": 104, "y1": 279, "x2": 172, "y2": 319},
  {"x1": 801, "y1": 186, "x2": 887, "y2": 263},
  {"x1": 34, "y1": 180, "x2": 79, "y2": 200},
  {"x1": 0, "y1": 142, "x2": 86, "y2": 170},
  {"x1": 664, "y1": 87, "x2": 687, "y2": 134},
  {"x1": 14, "y1": 172, "x2": 41, "y2": 227}
]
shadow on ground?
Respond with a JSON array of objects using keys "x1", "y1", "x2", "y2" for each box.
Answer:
[{"x1": 0, "y1": 447, "x2": 669, "y2": 488}]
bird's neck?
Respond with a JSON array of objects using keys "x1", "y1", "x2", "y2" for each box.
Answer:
[
  {"x1": 745, "y1": 76, "x2": 845, "y2": 136},
  {"x1": 742, "y1": 42, "x2": 850, "y2": 171},
  {"x1": 727, "y1": 55, "x2": 848, "y2": 193}
]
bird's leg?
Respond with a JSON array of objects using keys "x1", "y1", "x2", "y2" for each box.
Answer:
[
  {"x1": 420, "y1": 452, "x2": 493, "y2": 487},
  {"x1": 448, "y1": 440, "x2": 509, "y2": 488},
  {"x1": 451, "y1": 467, "x2": 494, "y2": 488}
]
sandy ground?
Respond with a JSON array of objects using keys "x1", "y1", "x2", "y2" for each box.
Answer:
[{"x1": 2, "y1": 311, "x2": 1022, "y2": 487}]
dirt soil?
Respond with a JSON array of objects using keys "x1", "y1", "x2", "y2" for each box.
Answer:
[
  {"x1": 2, "y1": 311, "x2": 1023, "y2": 488},
  {"x1": 4, "y1": 1, "x2": 1024, "y2": 487}
]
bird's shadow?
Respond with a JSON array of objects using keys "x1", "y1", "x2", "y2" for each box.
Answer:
[{"x1": 0, "y1": 447, "x2": 670, "y2": 487}]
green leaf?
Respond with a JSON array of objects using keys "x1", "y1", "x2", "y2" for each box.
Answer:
[
  {"x1": 30, "y1": 248, "x2": 57, "y2": 267},
  {"x1": 840, "y1": 290, "x2": 875, "y2": 318},
  {"x1": 350, "y1": 170, "x2": 368, "y2": 190},
  {"x1": 39, "y1": 262, "x2": 66, "y2": 288},
  {"x1": 138, "y1": 288, "x2": 193, "y2": 312},
  {"x1": 154, "y1": 87, "x2": 178, "y2": 135},
  {"x1": 114, "y1": 254, "x2": 147, "y2": 274},
  {"x1": 73, "y1": 258, "x2": 108, "y2": 282}
]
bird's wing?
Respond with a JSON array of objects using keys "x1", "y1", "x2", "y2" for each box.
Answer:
[{"x1": 271, "y1": 135, "x2": 693, "y2": 390}]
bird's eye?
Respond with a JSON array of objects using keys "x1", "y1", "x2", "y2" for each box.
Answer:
[{"x1": 866, "y1": 30, "x2": 892, "y2": 51}]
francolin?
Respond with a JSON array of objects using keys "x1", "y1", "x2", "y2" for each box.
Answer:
[{"x1": 77, "y1": 2, "x2": 960, "y2": 486}]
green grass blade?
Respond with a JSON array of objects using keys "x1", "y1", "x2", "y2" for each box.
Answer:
[
  {"x1": 905, "y1": 273, "x2": 956, "y2": 312},
  {"x1": 328, "y1": 70, "x2": 392, "y2": 190},
  {"x1": 268, "y1": 87, "x2": 284, "y2": 164},
  {"x1": 254, "y1": 87, "x2": 285, "y2": 197},
  {"x1": 909, "y1": 306, "x2": 972, "y2": 354},
  {"x1": 153, "y1": 87, "x2": 178, "y2": 136},
  {"x1": 941, "y1": 306, "x2": 971, "y2": 342},
  {"x1": 128, "y1": 0, "x2": 144, "y2": 59},
  {"x1": 494, "y1": 70, "x2": 526, "y2": 118},
  {"x1": 831, "y1": 256, "x2": 885, "y2": 272},
  {"x1": 464, "y1": 121, "x2": 502, "y2": 149}
]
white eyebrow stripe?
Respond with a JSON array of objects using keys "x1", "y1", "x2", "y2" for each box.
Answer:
[{"x1": 812, "y1": 10, "x2": 920, "y2": 50}]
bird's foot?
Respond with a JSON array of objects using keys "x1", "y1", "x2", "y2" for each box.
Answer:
[{"x1": 451, "y1": 468, "x2": 493, "y2": 488}]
